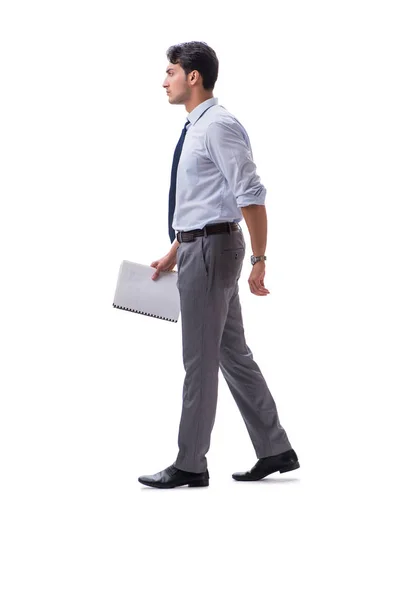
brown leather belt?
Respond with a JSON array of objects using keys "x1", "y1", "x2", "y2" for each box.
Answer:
[{"x1": 177, "y1": 222, "x2": 240, "y2": 243}]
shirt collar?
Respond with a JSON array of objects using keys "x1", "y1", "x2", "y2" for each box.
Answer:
[{"x1": 187, "y1": 97, "x2": 218, "y2": 126}]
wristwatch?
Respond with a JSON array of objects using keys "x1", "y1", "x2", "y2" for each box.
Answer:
[{"x1": 251, "y1": 255, "x2": 267, "y2": 266}]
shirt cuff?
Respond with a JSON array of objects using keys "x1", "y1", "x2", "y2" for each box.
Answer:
[{"x1": 237, "y1": 190, "x2": 266, "y2": 207}]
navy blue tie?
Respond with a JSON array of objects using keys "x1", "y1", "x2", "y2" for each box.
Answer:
[{"x1": 168, "y1": 119, "x2": 190, "y2": 243}]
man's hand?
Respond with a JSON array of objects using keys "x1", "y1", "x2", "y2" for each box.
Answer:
[
  {"x1": 248, "y1": 261, "x2": 270, "y2": 296},
  {"x1": 150, "y1": 248, "x2": 178, "y2": 280}
]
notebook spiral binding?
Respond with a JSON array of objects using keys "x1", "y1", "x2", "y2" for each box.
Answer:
[{"x1": 112, "y1": 303, "x2": 178, "y2": 323}]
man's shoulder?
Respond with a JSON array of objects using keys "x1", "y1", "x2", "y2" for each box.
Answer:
[
  {"x1": 208, "y1": 104, "x2": 240, "y2": 125},
  {"x1": 204, "y1": 105, "x2": 246, "y2": 135}
]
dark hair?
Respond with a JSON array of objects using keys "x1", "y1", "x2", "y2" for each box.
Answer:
[{"x1": 166, "y1": 41, "x2": 219, "y2": 91}]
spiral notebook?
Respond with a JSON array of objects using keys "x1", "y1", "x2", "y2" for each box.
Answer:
[{"x1": 112, "y1": 260, "x2": 180, "y2": 323}]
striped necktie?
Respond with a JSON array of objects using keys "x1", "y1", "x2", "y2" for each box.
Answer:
[{"x1": 168, "y1": 119, "x2": 190, "y2": 243}]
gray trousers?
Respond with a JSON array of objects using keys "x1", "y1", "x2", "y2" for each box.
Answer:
[{"x1": 173, "y1": 225, "x2": 292, "y2": 473}]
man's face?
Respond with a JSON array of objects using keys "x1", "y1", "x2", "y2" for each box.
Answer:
[{"x1": 162, "y1": 62, "x2": 191, "y2": 104}]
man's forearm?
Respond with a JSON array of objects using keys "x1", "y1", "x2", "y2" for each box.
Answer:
[
  {"x1": 169, "y1": 238, "x2": 180, "y2": 256},
  {"x1": 240, "y1": 205, "x2": 267, "y2": 256}
]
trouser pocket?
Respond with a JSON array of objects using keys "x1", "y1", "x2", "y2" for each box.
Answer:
[{"x1": 219, "y1": 247, "x2": 245, "y2": 286}]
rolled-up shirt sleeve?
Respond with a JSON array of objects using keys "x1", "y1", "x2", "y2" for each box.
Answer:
[{"x1": 204, "y1": 120, "x2": 266, "y2": 207}]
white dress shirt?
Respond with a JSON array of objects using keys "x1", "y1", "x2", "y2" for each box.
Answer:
[{"x1": 172, "y1": 97, "x2": 266, "y2": 233}]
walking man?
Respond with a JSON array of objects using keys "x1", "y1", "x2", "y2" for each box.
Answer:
[{"x1": 138, "y1": 41, "x2": 299, "y2": 488}]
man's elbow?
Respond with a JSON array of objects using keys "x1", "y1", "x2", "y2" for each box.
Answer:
[{"x1": 240, "y1": 204, "x2": 266, "y2": 213}]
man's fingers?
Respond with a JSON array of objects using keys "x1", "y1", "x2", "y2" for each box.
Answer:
[
  {"x1": 249, "y1": 281, "x2": 259, "y2": 295},
  {"x1": 249, "y1": 279, "x2": 262, "y2": 292},
  {"x1": 249, "y1": 278, "x2": 270, "y2": 295}
]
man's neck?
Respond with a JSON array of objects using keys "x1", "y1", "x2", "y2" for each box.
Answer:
[{"x1": 185, "y1": 94, "x2": 214, "y2": 114}]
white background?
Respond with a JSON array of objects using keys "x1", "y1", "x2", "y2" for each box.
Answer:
[{"x1": 1, "y1": 0, "x2": 399, "y2": 598}]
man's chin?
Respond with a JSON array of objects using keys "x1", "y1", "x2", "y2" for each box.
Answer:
[{"x1": 168, "y1": 95, "x2": 183, "y2": 105}]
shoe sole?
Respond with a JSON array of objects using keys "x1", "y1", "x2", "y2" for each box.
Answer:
[
  {"x1": 232, "y1": 461, "x2": 300, "y2": 481},
  {"x1": 138, "y1": 479, "x2": 209, "y2": 489}
]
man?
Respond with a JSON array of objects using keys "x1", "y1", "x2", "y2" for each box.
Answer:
[{"x1": 138, "y1": 41, "x2": 299, "y2": 489}]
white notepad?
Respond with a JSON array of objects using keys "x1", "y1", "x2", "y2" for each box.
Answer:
[{"x1": 112, "y1": 260, "x2": 180, "y2": 323}]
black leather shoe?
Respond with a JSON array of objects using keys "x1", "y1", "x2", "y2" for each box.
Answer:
[
  {"x1": 138, "y1": 464, "x2": 209, "y2": 488},
  {"x1": 232, "y1": 449, "x2": 300, "y2": 481}
]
